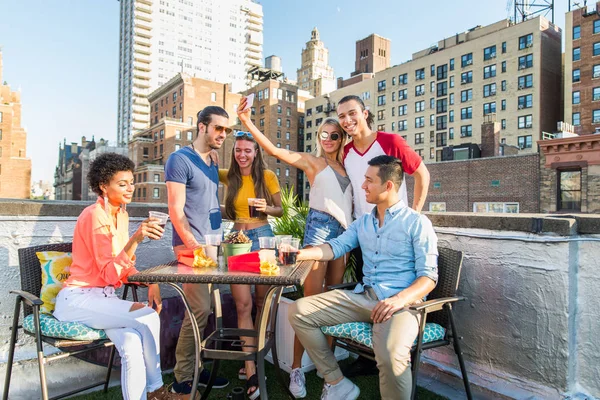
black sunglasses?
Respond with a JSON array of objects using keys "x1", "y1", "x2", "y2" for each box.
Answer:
[{"x1": 320, "y1": 132, "x2": 341, "y2": 141}]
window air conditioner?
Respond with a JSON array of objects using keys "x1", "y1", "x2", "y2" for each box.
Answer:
[
  {"x1": 466, "y1": 59, "x2": 473, "y2": 65},
  {"x1": 594, "y1": 72, "x2": 600, "y2": 78},
  {"x1": 525, "y1": 123, "x2": 532, "y2": 128},
  {"x1": 461, "y1": 79, "x2": 468, "y2": 84},
  {"x1": 518, "y1": 85, "x2": 524, "y2": 90},
  {"x1": 490, "y1": 53, "x2": 496, "y2": 59},
  {"x1": 518, "y1": 104, "x2": 524, "y2": 109},
  {"x1": 526, "y1": 42, "x2": 533, "y2": 48},
  {"x1": 490, "y1": 90, "x2": 496, "y2": 95},
  {"x1": 518, "y1": 64, "x2": 526, "y2": 70}
]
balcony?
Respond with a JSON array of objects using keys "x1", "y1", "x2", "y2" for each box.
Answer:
[{"x1": 0, "y1": 202, "x2": 598, "y2": 399}]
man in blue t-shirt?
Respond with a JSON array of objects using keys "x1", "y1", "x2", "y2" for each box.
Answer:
[{"x1": 165, "y1": 106, "x2": 232, "y2": 395}]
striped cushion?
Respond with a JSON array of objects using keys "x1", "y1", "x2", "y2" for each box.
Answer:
[{"x1": 321, "y1": 321, "x2": 445, "y2": 349}]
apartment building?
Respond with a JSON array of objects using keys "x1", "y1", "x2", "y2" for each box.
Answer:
[
  {"x1": 302, "y1": 78, "x2": 374, "y2": 201},
  {"x1": 128, "y1": 73, "x2": 242, "y2": 203},
  {"x1": 564, "y1": 2, "x2": 600, "y2": 135},
  {"x1": 233, "y1": 80, "x2": 312, "y2": 199},
  {"x1": 117, "y1": 0, "x2": 263, "y2": 145},
  {"x1": 296, "y1": 28, "x2": 336, "y2": 97},
  {"x1": 0, "y1": 52, "x2": 32, "y2": 199}
]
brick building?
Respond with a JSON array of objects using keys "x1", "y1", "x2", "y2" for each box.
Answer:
[
  {"x1": 564, "y1": 2, "x2": 600, "y2": 135},
  {"x1": 54, "y1": 137, "x2": 96, "y2": 201},
  {"x1": 128, "y1": 73, "x2": 242, "y2": 203},
  {"x1": 0, "y1": 51, "x2": 32, "y2": 198}
]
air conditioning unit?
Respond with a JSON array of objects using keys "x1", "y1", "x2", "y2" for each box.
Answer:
[
  {"x1": 518, "y1": 104, "x2": 524, "y2": 110},
  {"x1": 594, "y1": 72, "x2": 600, "y2": 78},
  {"x1": 518, "y1": 85, "x2": 525, "y2": 90},
  {"x1": 490, "y1": 53, "x2": 496, "y2": 59},
  {"x1": 466, "y1": 59, "x2": 473, "y2": 65},
  {"x1": 518, "y1": 64, "x2": 526, "y2": 70},
  {"x1": 526, "y1": 42, "x2": 533, "y2": 48},
  {"x1": 490, "y1": 90, "x2": 496, "y2": 96},
  {"x1": 461, "y1": 79, "x2": 468, "y2": 84},
  {"x1": 525, "y1": 123, "x2": 532, "y2": 128}
]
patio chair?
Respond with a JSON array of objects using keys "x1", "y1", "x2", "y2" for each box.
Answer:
[
  {"x1": 321, "y1": 246, "x2": 472, "y2": 400},
  {"x1": 3, "y1": 242, "x2": 140, "y2": 400}
]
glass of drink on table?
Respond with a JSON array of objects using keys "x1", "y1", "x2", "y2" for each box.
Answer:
[
  {"x1": 148, "y1": 211, "x2": 169, "y2": 239},
  {"x1": 248, "y1": 198, "x2": 264, "y2": 218},
  {"x1": 204, "y1": 233, "x2": 222, "y2": 262},
  {"x1": 279, "y1": 238, "x2": 300, "y2": 265}
]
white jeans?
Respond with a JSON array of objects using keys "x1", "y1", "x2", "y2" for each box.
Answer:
[{"x1": 54, "y1": 286, "x2": 163, "y2": 400}]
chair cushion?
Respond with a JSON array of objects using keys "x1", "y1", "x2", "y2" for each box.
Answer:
[
  {"x1": 36, "y1": 251, "x2": 72, "y2": 314},
  {"x1": 321, "y1": 321, "x2": 446, "y2": 349},
  {"x1": 23, "y1": 313, "x2": 107, "y2": 341}
]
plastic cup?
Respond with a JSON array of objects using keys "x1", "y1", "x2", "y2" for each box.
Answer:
[
  {"x1": 248, "y1": 198, "x2": 263, "y2": 218},
  {"x1": 274, "y1": 235, "x2": 292, "y2": 257},
  {"x1": 279, "y1": 238, "x2": 300, "y2": 265},
  {"x1": 258, "y1": 236, "x2": 277, "y2": 249},
  {"x1": 149, "y1": 211, "x2": 169, "y2": 228},
  {"x1": 204, "y1": 234, "x2": 222, "y2": 260}
]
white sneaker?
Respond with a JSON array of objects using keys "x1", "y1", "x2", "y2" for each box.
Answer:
[
  {"x1": 289, "y1": 368, "x2": 307, "y2": 398},
  {"x1": 320, "y1": 377, "x2": 360, "y2": 400}
]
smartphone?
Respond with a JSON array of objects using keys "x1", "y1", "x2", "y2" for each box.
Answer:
[{"x1": 242, "y1": 93, "x2": 255, "y2": 112}]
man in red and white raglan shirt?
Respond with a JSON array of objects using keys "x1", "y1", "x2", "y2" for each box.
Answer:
[{"x1": 337, "y1": 95, "x2": 430, "y2": 218}]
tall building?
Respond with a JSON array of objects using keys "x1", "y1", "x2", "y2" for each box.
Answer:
[
  {"x1": 233, "y1": 79, "x2": 312, "y2": 198},
  {"x1": 0, "y1": 51, "x2": 32, "y2": 199},
  {"x1": 128, "y1": 73, "x2": 242, "y2": 203},
  {"x1": 296, "y1": 28, "x2": 336, "y2": 97},
  {"x1": 117, "y1": 0, "x2": 263, "y2": 145},
  {"x1": 564, "y1": 2, "x2": 600, "y2": 135},
  {"x1": 353, "y1": 34, "x2": 391, "y2": 76},
  {"x1": 373, "y1": 16, "x2": 561, "y2": 162},
  {"x1": 54, "y1": 137, "x2": 97, "y2": 201}
]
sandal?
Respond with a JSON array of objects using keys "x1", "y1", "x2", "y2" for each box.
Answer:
[{"x1": 246, "y1": 374, "x2": 260, "y2": 400}]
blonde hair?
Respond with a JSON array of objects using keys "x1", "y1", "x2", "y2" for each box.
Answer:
[{"x1": 315, "y1": 118, "x2": 347, "y2": 164}]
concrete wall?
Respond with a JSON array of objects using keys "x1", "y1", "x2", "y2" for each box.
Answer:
[{"x1": 0, "y1": 200, "x2": 599, "y2": 399}]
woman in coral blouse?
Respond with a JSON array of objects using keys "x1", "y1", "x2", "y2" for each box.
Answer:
[{"x1": 53, "y1": 153, "x2": 180, "y2": 400}]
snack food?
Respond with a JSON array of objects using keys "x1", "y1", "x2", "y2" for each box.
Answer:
[
  {"x1": 193, "y1": 247, "x2": 217, "y2": 268},
  {"x1": 224, "y1": 230, "x2": 252, "y2": 244},
  {"x1": 259, "y1": 259, "x2": 280, "y2": 275}
]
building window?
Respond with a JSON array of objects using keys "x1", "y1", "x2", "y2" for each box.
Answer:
[
  {"x1": 502, "y1": 80, "x2": 507, "y2": 91},
  {"x1": 392, "y1": 76, "x2": 397, "y2": 85},
  {"x1": 449, "y1": 110, "x2": 454, "y2": 122},
  {"x1": 398, "y1": 89, "x2": 407, "y2": 100},
  {"x1": 160, "y1": 129, "x2": 164, "y2": 139},
  {"x1": 461, "y1": 53, "x2": 473, "y2": 67},
  {"x1": 460, "y1": 125, "x2": 472, "y2": 137},
  {"x1": 460, "y1": 71, "x2": 473, "y2": 84},
  {"x1": 593, "y1": 109, "x2": 600, "y2": 124},
  {"x1": 518, "y1": 54, "x2": 533, "y2": 70},
  {"x1": 518, "y1": 135, "x2": 532, "y2": 149},
  {"x1": 187, "y1": 131, "x2": 193, "y2": 140},
  {"x1": 502, "y1": 41, "x2": 507, "y2": 53},
  {"x1": 415, "y1": 132, "x2": 424, "y2": 144},
  {"x1": 518, "y1": 34, "x2": 533, "y2": 50},
  {"x1": 573, "y1": 112, "x2": 581, "y2": 126},
  {"x1": 483, "y1": 65, "x2": 496, "y2": 79},
  {"x1": 501, "y1": 61, "x2": 506, "y2": 73},
  {"x1": 277, "y1": 118, "x2": 282, "y2": 127},
  {"x1": 378, "y1": 80, "x2": 386, "y2": 91},
  {"x1": 430, "y1": 64, "x2": 435, "y2": 76},
  {"x1": 430, "y1": 114, "x2": 435, "y2": 126},
  {"x1": 377, "y1": 110, "x2": 385, "y2": 120},
  {"x1": 153, "y1": 188, "x2": 160, "y2": 199},
  {"x1": 573, "y1": 25, "x2": 581, "y2": 40},
  {"x1": 415, "y1": 116, "x2": 425, "y2": 128},
  {"x1": 260, "y1": 106, "x2": 265, "y2": 114},
  {"x1": 154, "y1": 174, "x2": 160, "y2": 182},
  {"x1": 594, "y1": 42, "x2": 600, "y2": 57},
  {"x1": 518, "y1": 74, "x2": 533, "y2": 89},
  {"x1": 437, "y1": 64, "x2": 448, "y2": 80},
  {"x1": 474, "y1": 202, "x2": 519, "y2": 213},
  {"x1": 175, "y1": 130, "x2": 181, "y2": 140},
  {"x1": 415, "y1": 85, "x2": 425, "y2": 96},
  {"x1": 460, "y1": 106, "x2": 472, "y2": 120},
  {"x1": 399, "y1": 73, "x2": 408, "y2": 84},
  {"x1": 595, "y1": 20, "x2": 600, "y2": 34},
  {"x1": 286, "y1": 119, "x2": 291, "y2": 128},
  {"x1": 518, "y1": 115, "x2": 533, "y2": 129},
  {"x1": 378, "y1": 95, "x2": 386, "y2": 106},
  {"x1": 594, "y1": 65, "x2": 600, "y2": 79},
  {"x1": 173, "y1": 92, "x2": 177, "y2": 102},
  {"x1": 483, "y1": 83, "x2": 496, "y2": 97},
  {"x1": 593, "y1": 87, "x2": 600, "y2": 101},
  {"x1": 449, "y1": 58, "x2": 455, "y2": 71},
  {"x1": 501, "y1": 119, "x2": 506, "y2": 129},
  {"x1": 398, "y1": 105, "x2": 407, "y2": 115},
  {"x1": 399, "y1": 120, "x2": 408, "y2": 131},
  {"x1": 573, "y1": 47, "x2": 581, "y2": 61},
  {"x1": 518, "y1": 94, "x2": 533, "y2": 109},
  {"x1": 573, "y1": 69, "x2": 580, "y2": 83},
  {"x1": 483, "y1": 102, "x2": 496, "y2": 115},
  {"x1": 429, "y1": 202, "x2": 446, "y2": 212},
  {"x1": 285, "y1": 144, "x2": 290, "y2": 150},
  {"x1": 460, "y1": 89, "x2": 473, "y2": 102},
  {"x1": 286, "y1": 132, "x2": 290, "y2": 140},
  {"x1": 573, "y1": 91, "x2": 580, "y2": 105},
  {"x1": 449, "y1": 93, "x2": 454, "y2": 105},
  {"x1": 315, "y1": 118, "x2": 323, "y2": 126},
  {"x1": 175, "y1": 144, "x2": 181, "y2": 151},
  {"x1": 558, "y1": 170, "x2": 581, "y2": 211},
  {"x1": 436, "y1": 132, "x2": 447, "y2": 147},
  {"x1": 449, "y1": 127, "x2": 454, "y2": 139},
  {"x1": 173, "y1": 106, "x2": 176, "y2": 116},
  {"x1": 483, "y1": 45, "x2": 496, "y2": 60},
  {"x1": 415, "y1": 68, "x2": 425, "y2": 80},
  {"x1": 449, "y1": 75, "x2": 455, "y2": 88},
  {"x1": 437, "y1": 81, "x2": 448, "y2": 96},
  {"x1": 211, "y1": 92, "x2": 217, "y2": 102},
  {"x1": 392, "y1": 92, "x2": 396, "y2": 102},
  {"x1": 501, "y1": 99, "x2": 506, "y2": 110},
  {"x1": 391, "y1": 121, "x2": 396, "y2": 131},
  {"x1": 436, "y1": 98, "x2": 448, "y2": 113},
  {"x1": 415, "y1": 100, "x2": 425, "y2": 112},
  {"x1": 260, "y1": 118, "x2": 265, "y2": 127}
]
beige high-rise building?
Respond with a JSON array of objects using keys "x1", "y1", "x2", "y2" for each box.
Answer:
[
  {"x1": 297, "y1": 28, "x2": 336, "y2": 97},
  {"x1": 0, "y1": 51, "x2": 32, "y2": 199},
  {"x1": 375, "y1": 16, "x2": 561, "y2": 162}
]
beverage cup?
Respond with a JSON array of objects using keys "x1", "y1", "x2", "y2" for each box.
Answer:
[
  {"x1": 148, "y1": 211, "x2": 169, "y2": 239},
  {"x1": 274, "y1": 235, "x2": 292, "y2": 257},
  {"x1": 248, "y1": 198, "x2": 263, "y2": 218},
  {"x1": 279, "y1": 238, "x2": 300, "y2": 265},
  {"x1": 258, "y1": 236, "x2": 277, "y2": 249},
  {"x1": 204, "y1": 233, "x2": 222, "y2": 260}
]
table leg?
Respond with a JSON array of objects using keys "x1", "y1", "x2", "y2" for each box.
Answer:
[
  {"x1": 167, "y1": 283, "x2": 201, "y2": 399},
  {"x1": 200, "y1": 287, "x2": 222, "y2": 400}
]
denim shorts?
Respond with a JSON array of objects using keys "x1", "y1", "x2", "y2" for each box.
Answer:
[
  {"x1": 231, "y1": 224, "x2": 274, "y2": 252},
  {"x1": 303, "y1": 208, "x2": 345, "y2": 247}
]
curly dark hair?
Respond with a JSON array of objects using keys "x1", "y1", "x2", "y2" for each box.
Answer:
[{"x1": 88, "y1": 153, "x2": 135, "y2": 196}]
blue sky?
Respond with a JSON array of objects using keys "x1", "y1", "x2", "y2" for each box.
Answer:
[{"x1": 0, "y1": 0, "x2": 568, "y2": 184}]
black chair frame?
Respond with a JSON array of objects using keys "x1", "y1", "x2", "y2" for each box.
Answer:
[
  {"x1": 328, "y1": 247, "x2": 473, "y2": 400},
  {"x1": 3, "y1": 243, "x2": 140, "y2": 400}
]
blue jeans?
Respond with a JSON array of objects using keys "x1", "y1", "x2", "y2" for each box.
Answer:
[
  {"x1": 303, "y1": 208, "x2": 345, "y2": 247},
  {"x1": 231, "y1": 224, "x2": 274, "y2": 252}
]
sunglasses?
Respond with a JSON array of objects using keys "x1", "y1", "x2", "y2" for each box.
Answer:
[
  {"x1": 204, "y1": 123, "x2": 233, "y2": 135},
  {"x1": 319, "y1": 131, "x2": 341, "y2": 141},
  {"x1": 234, "y1": 131, "x2": 253, "y2": 139}
]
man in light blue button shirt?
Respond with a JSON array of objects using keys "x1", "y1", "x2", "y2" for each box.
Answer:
[{"x1": 289, "y1": 155, "x2": 438, "y2": 400}]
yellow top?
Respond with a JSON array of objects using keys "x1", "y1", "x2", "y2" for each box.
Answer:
[{"x1": 219, "y1": 169, "x2": 281, "y2": 223}]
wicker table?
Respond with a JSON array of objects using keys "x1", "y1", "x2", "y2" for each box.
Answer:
[{"x1": 128, "y1": 258, "x2": 314, "y2": 400}]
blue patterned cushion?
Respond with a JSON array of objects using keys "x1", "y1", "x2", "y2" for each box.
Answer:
[
  {"x1": 23, "y1": 313, "x2": 107, "y2": 341},
  {"x1": 321, "y1": 321, "x2": 445, "y2": 349}
]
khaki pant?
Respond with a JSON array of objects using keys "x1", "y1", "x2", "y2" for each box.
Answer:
[
  {"x1": 288, "y1": 288, "x2": 420, "y2": 400},
  {"x1": 173, "y1": 245, "x2": 212, "y2": 383}
]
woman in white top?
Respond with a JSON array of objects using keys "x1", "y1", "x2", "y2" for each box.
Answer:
[{"x1": 237, "y1": 98, "x2": 352, "y2": 398}]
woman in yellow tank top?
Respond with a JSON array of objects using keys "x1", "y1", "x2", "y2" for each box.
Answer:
[{"x1": 219, "y1": 132, "x2": 283, "y2": 399}]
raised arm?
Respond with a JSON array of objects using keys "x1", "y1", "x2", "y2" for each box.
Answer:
[{"x1": 237, "y1": 97, "x2": 317, "y2": 177}]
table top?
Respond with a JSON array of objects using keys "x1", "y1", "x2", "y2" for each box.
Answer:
[{"x1": 128, "y1": 258, "x2": 314, "y2": 286}]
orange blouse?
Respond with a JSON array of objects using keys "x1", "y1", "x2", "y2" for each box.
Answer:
[{"x1": 64, "y1": 197, "x2": 138, "y2": 288}]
